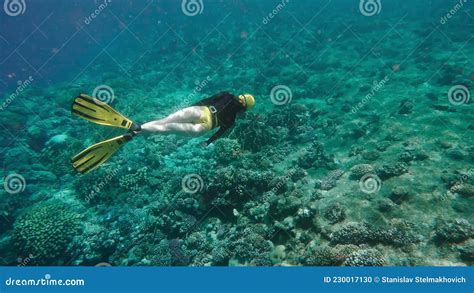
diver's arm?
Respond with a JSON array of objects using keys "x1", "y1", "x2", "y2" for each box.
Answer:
[{"x1": 203, "y1": 127, "x2": 228, "y2": 146}]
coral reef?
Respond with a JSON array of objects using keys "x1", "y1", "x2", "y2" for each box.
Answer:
[
  {"x1": 434, "y1": 219, "x2": 473, "y2": 244},
  {"x1": 0, "y1": 0, "x2": 472, "y2": 268},
  {"x1": 349, "y1": 164, "x2": 374, "y2": 179},
  {"x1": 13, "y1": 201, "x2": 82, "y2": 265},
  {"x1": 343, "y1": 249, "x2": 385, "y2": 267}
]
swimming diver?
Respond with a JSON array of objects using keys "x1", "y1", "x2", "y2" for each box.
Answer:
[{"x1": 71, "y1": 92, "x2": 255, "y2": 174}]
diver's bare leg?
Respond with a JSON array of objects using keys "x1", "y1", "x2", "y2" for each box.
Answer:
[
  {"x1": 141, "y1": 122, "x2": 208, "y2": 137},
  {"x1": 142, "y1": 106, "x2": 202, "y2": 128}
]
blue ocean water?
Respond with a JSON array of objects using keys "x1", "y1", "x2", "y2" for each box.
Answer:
[{"x1": 0, "y1": 0, "x2": 473, "y2": 266}]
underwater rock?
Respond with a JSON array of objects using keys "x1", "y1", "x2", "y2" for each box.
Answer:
[
  {"x1": 248, "y1": 202, "x2": 270, "y2": 222},
  {"x1": 226, "y1": 227, "x2": 274, "y2": 266},
  {"x1": 413, "y1": 150, "x2": 430, "y2": 161},
  {"x1": 234, "y1": 116, "x2": 280, "y2": 150},
  {"x1": 434, "y1": 218, "x2": 473, "y2": 244},
  {"x1": 140, "y1": 239, "x2": 173, "y2": 266},
  {"x1": 398, "y1": 99, "x2": 414, "y2": 115},
  {"x1": 45, "y1": 134, "x2": 69, "y2": 149},
  {"x1": 375, "y1": 220, "x2": 420, "y2": 248},
  {"x1": 331, "y1": 220, "x2": 419, "y2": 248},
  {"x1": 457, "y1": 239, "x2": 474, "y2": 262},
  {"x1": 331, "y1": 244, "x2": 359, "y2": 265},
  {"x1": 376, "y1": 162, "x2": 408, "y2": 180},
  {"x1": 447, "y1": 148, "x2": 468, "y2": 161},
  {"x1": 295, "y1": 205, "x2": 317, "y2": 229},
  {"x1": 330, "y1": 222, "x2": 371, "y2": 245},
  {"x1": 398, "y1": 151, "x2": 415, "y2": 163},
  {"x1": 273, "y1": 196, "x2": 302, "y2": 217},
  {"x1": 275, "y1": 216, "x2": 295, "y2": 231},
  {"x1": 376, "y1": 198, "x2": 396, "y2": 212},
  {"x1": 349, "y1": 164, "x2": 374, "y2": 179},
  {"x1": 118, "y1": 167, "x2": 149, "y2": 193},
  {"x1": 270, "y1": 245, "x2": 286, "y2": 265},
  {"x1": 343, "y1": 249, "x2": 385, "y2": 266},
  {"x1": 389, "y1": 187, "x2": 411, "y2": 204},
  {"x1": 450, "y1": 184, "x2": 474, "y2": 197},
  {"x1": 432, "y1": 104, "x2": 456, "y2": 112},
  {"x1": 349, "y1": 145, "x2": 365, "y2": 157},
  {"x1": 70, "y1": 224, "x2": 118, "y2": 265},
  {"x1": 315, "y1": 169, "x2": 344, "y2": 190},
  {"x1": 213, "y1": 138, "x2": 242, "y2": 164},
  {"x1": 302, "y1": 244, "x2": 359, "y2": 266},
  {"x1": 438, "y1": 140, "x2": 453, "y2": 149},
  {"x1": 323, "y1": 203, "x2": 346, "y2": 224},
  {"x1": 296, "y1": 142, "x2": 334, "y2": 170},
  {"x1": 30, "y1": 170, "x2": 57, "y2": 183},
  {"x1": 375, "y1": 141, "x2": 391, "y2": 152},
  {"x1": 362, "y1": 151, "x2": 380, "y2": 161},
  {"x1": 27, "y1": 125, "x2": 48, "y2": 150},
  {"x1": 13, "y1": 201, "x2": 81, "y2": 265},
  {"x1": 302, "y1": 246, "x2": 337, "y2": 266}
]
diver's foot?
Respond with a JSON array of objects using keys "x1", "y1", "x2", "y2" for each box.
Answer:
[
  {"x1": 129, "y1": 123, "x2": 141, "y2": 133},
  {"x1": 128, "y1": 123, "x2": 142, "y2": 137}
]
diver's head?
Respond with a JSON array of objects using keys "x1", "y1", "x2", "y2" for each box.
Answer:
[{"x1": 237, "y1": 94, "x2": 255, "y2": 111}]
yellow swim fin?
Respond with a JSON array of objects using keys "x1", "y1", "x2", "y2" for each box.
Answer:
[
  {"x1": 72, "y1": 134, "x2": 132, "y2": 174},
  {"x1": 72, "y1": 94, "x2": 136, "y2": 130}
]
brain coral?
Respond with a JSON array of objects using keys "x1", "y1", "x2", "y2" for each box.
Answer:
[{"x1": 13, "y1": 201, "x2": 81, "y2": 264}]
